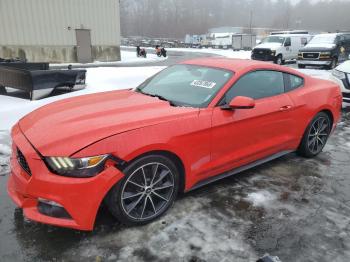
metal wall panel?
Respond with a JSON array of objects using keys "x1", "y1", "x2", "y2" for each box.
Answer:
[{"x1": 0, "y1": 0, "x2": 121, "y2": 46}]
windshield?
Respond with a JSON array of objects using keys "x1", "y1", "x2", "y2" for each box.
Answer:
[
  {"x1": 136, "y1": 64, "x2": 233, "y2": 108},
  {"x1": 261, "y1": 36, "x2": 285, "y2": 44},
  {"x1": 309, "y1": 35, "x2": 336, "y2": 44}
]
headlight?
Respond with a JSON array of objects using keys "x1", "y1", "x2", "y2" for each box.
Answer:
[
  {"x1": 270, "y1": 50, "x2": 276, "y2": 56},
  {"x1": 320, "y1": 51, "x2": 331, "y2": 56},
  {"x1": 45, "y1": 155, "x2": 109, "y2": 177},
  {"x1": 332, "y1": 69, "x2": 346, "y2": 80}
]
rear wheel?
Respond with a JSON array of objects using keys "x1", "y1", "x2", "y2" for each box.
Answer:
[
  {"x1": 107, "y1": 155, "x2": 179, "y2": 225},
  {"x1": 297, "y1": 112, "x2": 331, "y2": 158}
]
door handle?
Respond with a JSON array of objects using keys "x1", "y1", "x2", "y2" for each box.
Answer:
[{"x1": 279, "y1": 105, "x2": 293, "y2": 111}]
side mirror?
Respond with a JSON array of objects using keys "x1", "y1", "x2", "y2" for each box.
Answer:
[{"x1": 222, "y1": 96, "x2": 255, "y2": 110}]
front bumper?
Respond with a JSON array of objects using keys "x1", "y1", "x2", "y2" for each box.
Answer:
[
  {"x1": 251, "y1": 54, "x2": 275, "y2": 62},
  {"x1": 297, "y1": 60, "x2": 332, "y2": 66},
  {"x1": 330, "y1": 75, "x2": 350, "y2": 105},
  {"x1": 7, "y1": 124, "x2": 125, "y2": 231}
]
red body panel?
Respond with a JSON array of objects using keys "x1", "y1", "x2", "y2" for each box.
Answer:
[{"x1": 8, "y1": 58, "x2": 342, "y2": 230}]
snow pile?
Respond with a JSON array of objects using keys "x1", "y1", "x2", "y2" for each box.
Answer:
[
  {"x1": 0, "y1": 66, "x2": 164, "y2": 131},
  {"x1": 245, "y1": 191, "x2": 277, "y2": 208}
]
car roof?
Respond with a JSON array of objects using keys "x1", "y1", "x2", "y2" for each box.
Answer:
[
  {"x1": 316, "y1": 33, "x2": 339, "y2": 37},
  {"x1": 181, "y1": 57, "x2": 303, "y2": 75},
  {"x1": 270, "y1": 34, "x2": 309, "y2": 37}
]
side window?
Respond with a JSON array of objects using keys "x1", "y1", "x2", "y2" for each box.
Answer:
[
  {"x1": 224, "y1": 70, "x2": 285, "y2": 103},
  {"x1": 301, "y1": 37, "x2": 308, "y2": 46},
  {"x1": 344, "y1": 34, "x2": 350, "y2": 44},
  {"x1": 285, "y1": 37, "x2": 291, "y2": 46},
  {"x1": 285, "y1": 73, "x2": 304, "y2": 92}
]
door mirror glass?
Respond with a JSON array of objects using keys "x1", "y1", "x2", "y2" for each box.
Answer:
[{"x1": 222, "y1": 96, "x2": 255, "y2": 110}]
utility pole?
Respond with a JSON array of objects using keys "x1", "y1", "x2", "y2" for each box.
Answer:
[{"x1": 249, "y1": 10, "x2": 253, "y2": 34}]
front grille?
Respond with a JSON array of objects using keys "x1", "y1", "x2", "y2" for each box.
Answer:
[
  {"x1": 342, "y1": 92, "x2": 350, "y2": 98},
  {"x1": 302, "y1": 52, "x2": 320, "y2": 59},
  {"x1": 252, "y1": 49, "x2": 272, "y2": 60},
  {"x1": 17, "y1": 148, "x2": 31, "y2": 175},
  {"x1": 253, "y1": 49, "x2": 272, "y2": 56}
]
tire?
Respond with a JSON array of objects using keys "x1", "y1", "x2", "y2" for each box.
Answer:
[
  {"x1": 107, "y1": 154, "x2": 179, "y2": 226},
  {"x1": 275, "y1": 55, "x2": 283, "y2": 65},
  {"x1": 0, "y1": 85, "x2": 7, "y2": 94},
  {"x1": 297, "y1": 112, "x2": 331, "y2": 158},
  {"x1": 298, "y1": 64, "x2": 306, "y2": 69},
  {"x1": 326, "y1": 57, "x2": 337, "y2": 70}
]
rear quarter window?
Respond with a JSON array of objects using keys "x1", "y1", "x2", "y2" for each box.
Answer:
[{"x1": 285, "y1": 73, "x2": 304, "y2": 92}]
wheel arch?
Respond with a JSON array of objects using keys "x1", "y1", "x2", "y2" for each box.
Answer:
[
  {"x1": 319, "y1": 109, "x2": 334, "y2": 127},
  {"x1": 298, "y1": 107, "x2": 335, "y2": 148},
  {"x1": 123, "y1": 150, "x2": 186, "y2": 193}
]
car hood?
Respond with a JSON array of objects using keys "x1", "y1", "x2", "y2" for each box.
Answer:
[
  {"x1": 254, "y1": 43, "x2": 282, "y2": 50},
  {"x1": 335, "y1": 60, "x2": 350, "y2": 73},
  {"x1": 19, "y1": 90, "x2": 199, "y2": 156},
  {"x1": 300, "y1": 43, "x2": 336, "y2": 52}
]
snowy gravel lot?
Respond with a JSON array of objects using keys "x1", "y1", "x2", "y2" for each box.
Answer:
[
  {"x1": 0, "y1": 50, "x2": 350, "y2": 261},
  {"x1": 1, "y1": 111, "x2": 350, "y2": 261}
]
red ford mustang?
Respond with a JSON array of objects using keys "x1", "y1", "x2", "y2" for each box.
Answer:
[{"x1": 8, "y1": 58, "x2": 342, "y2": 230}]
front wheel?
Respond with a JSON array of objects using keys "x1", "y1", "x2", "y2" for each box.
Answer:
[
  {"x1": 275, "y1": 55, "x2": 283, "y2": 65},
  {"x1": 326, "y1": 57, "x2": 337, "y2": 70},
  {"x1": 107, "y1": 155, "x2": 179, "y2": 226},
  {"x1": 297, "y1": 112, "x2": 331, "y2": 158}
]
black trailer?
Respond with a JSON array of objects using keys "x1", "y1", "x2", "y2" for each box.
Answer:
[{"x1": 0, "y1": 61, "x2": 86, "y2": 100}]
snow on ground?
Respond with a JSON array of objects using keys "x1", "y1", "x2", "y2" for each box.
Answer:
[
  {"x1": 0, "y1": 66, "x2": 164, "y2": 131},
  {"x1": 122, "y1": 46, "x2": 252, "y2": 60},
  {"x1": 0, "y1": 131, "x2": 10, "y2": 176},
  {"x1": 296, "y1": 68, "x2": 333, "y2": 80},
  {"x1": 168, "y1": 47, "x2": 252, "y2": 59},
  {"x1": 51, "y1": 50, "x2": 167, "y2": 68},
  {"x1": 245, "y1": 191, "x2": 277, "y2": 208}
]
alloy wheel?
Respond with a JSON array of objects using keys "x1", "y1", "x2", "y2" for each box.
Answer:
[
  {"x1": 307, "y1": 116, "x2": 330, "y2": 154},
  {"x1": 121, "y1": 162, "x2": 175, "y2": 220}
]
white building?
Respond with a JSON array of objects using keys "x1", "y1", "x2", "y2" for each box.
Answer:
[{"x1": 0, "y1": 0, "x2": 121, "y2": 63}]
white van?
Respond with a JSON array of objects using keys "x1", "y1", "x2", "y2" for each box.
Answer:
[{"x1": 251, "y1": 34, "x2": 312, "y2": 64}]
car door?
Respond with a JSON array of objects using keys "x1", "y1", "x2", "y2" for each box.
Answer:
[
  {"x1": 291, "y1": 37, "x2": 301, "y2": 59},
  {"x1": 283, "y1": 37, "x2": 293, "y2": 60},
  {"x1": 207, "y1": 70, "x2": 296, "y2": 178}
]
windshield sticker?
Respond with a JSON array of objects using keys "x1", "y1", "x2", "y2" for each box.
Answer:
[{"x1": 191, "y1": 80, "x2": 217, "y2": 89}]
